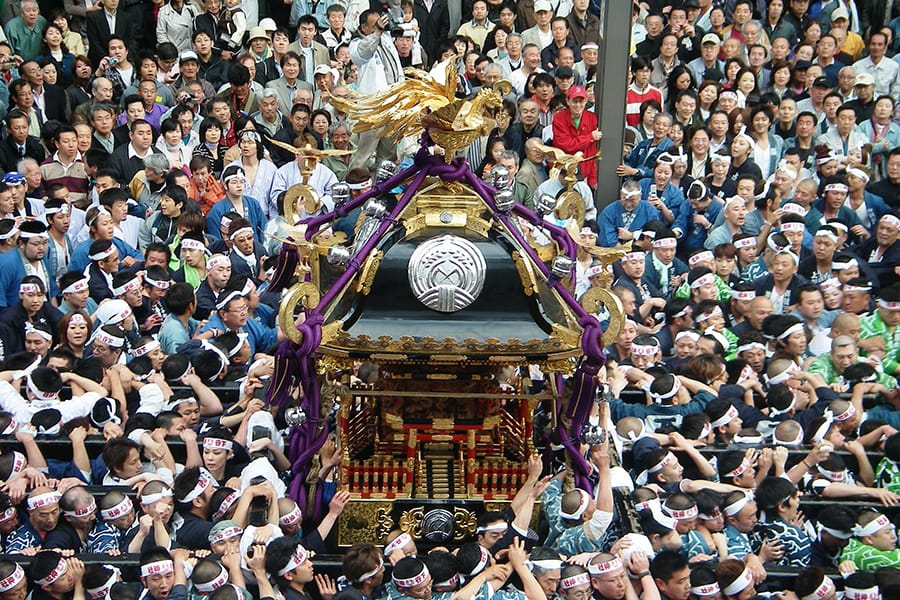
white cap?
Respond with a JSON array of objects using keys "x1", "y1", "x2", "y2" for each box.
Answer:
[
  {"x1": 259, "y1": 17, "x2": 277, "y2": 31},
  {"x1": 534, "y1": 0, "x2": 553, "y2": 12}
]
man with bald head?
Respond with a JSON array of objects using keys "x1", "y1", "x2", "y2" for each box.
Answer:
[
  {"x1": 277, "y1": 491, "x2": 350, "y2": 553},
  {"x1": 733, "y1": 296, "x2": 774, "y2": 337},
  {"x1": 7, "y1": 486, "x2": 60, "y2": 552},
  {"x1": 43, "y1": 485, "x2": 118, "y2": 553}
]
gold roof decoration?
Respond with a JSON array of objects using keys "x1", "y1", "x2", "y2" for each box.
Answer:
[{"x1": 329, "y1": 57, "x2": 511, "y2": 162}]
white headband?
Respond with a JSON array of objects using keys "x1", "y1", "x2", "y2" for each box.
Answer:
[
  {"x1": 132, "y1": 337, "x2": 161, "y2": 358},
  {"x1": 853, "y1": 514, "x2": 892, "y2": 537},
  {"x1": 229, "y1": 226, "x2": 254, "y2": 241},
  {"x1": 648, "y1": 452, "x2": 677, "y2": 473},
  {"x1": 384, "y1": 532, "x2": 413, "y2": 557},
  {"x1": 766, "y1": 363, "x2": 800, "y2": 387},
  {"x1": 690, "y1": 272, "x2": 716, "y2": 289},
  {"x1": 279, "y1": 505, "x2": 303, "y2": 527},
  {"x1": 689, "y1": 251, "x2": 714, "y2": 267},
  {"x1": 846, "y1": 167, "x2": 870, "y2": 182},
  {"x1": 559, "y1": 488, "x2": 591, "y2": 520},
  {"x1": 881, "y1": 214, "x2": 900, "y2": 229},
  {"x1": 723, "y1": 492, "x2": 753, "y2": 516},
  {"x1": 781, "y1": 221, "x2": 805, "y2": 233},
  {"x1": 62, "y1": 278, "x2": 89, "y2": 294},
  {"x1": 800, "y1": 576, "x2": 836, "y2": 600},
  {"x1": 357, "y1": 558, "x2": 384, "y2": 582},
  {"x1": 0, "y1": 564, "x2": 24, "y2": 592},
  {"x1": 664, "y1": 504, "x2": 698, "y2": 520},
  {"x1": 392, "y1": 564, "x2": 429, "y2": 588},
  {"x1": 63, "y1": 499, "x2": 96, "y2": 518},
  {"x1": 141, "y1": 489, "x2": 173, "y2": 505},
  {"x1": 179, "y1": 468, "x2": 216, "y2": 503},
  {"x1": 89, "y1": 244, "x2": 116, "y2": 262},
  {"x1": 774, "y1": 427, "x2": 805, "y2": 447},
  {"x1": 734, "y1": 236, "x2": 756, "y2": 249},
  {"x1": 112, "y1": 277, "x2": 140, "y2": 296},
  {"x1": 27, "y1": 491, "x2": 61, "y2": 511},
  {"x1": 278, "y1": 546, "x2": 310, "y2": 576},
  {"x1": 100, "y1": 496, "x2": 133, "y2": 520},
  {"x1": 560, "y1": 572, "x2": 591, "y2": 590},
  {"x1": 778, "y1": 322, "x2": 805, "y2": 340},
  {"x1": 631, "y1": 343, "x2": 659, "y2": 357},
  {"x1": 181, "y1": 238, "x2": 207, "y2": 252},
  {"x1": 194, "y1": 565, "x2": 228, "y2": 594},
  {"x1": 202, "y1": 437, "x2": 234, "y2": 452},
  {"x1": 24, "y1": 322, "x2": 51, "y2": 341},
  {"x1": 722, "y1": 568, "x2": 753, "y2": 596},
  {"x1": 35, "y1": 557, "x2": 68, "y2": 587},
  {"x1": 652, "y1": 238, "x2": 677, "y2": 249},
  {"x1": 587, "y1": 557, "x2": 622, "y2": 576},
  {"x1": 844, "y1": 586, "x2": 881, "y2": 600},
  {"x1": 824, "y1": 183, "x2": 849, "y2": 194},
  {"x1": 213, "y1": 491, "x2": 240, "y2": 521},
  {"x1": 209, "y1": 525, "x2": 243, "y2": 545},
  {"x1": 691, "y1": 583, "x2": 720, "y2": 597},
  {"x1": 207, "y1": 255, "x2": 230, "y2": 270},
  {"x1": 141, "y1": 560, "x2": 174, "y2": 578},
  {"x1": 696, "y1": 305, "x2": 723, "y2": 323},
  {"x1": 731, "y1": 290, "x2": 756, "y2": 301}
]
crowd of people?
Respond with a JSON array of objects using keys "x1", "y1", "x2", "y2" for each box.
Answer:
[{"x1": 0, "y1": 0, "x2": 897, "y2": 600}]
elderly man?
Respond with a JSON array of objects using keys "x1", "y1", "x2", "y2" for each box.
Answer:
[
  {"x1": 4, "y1": 0, "x2": 46, "y2": 62},
  {"x1": 809, "y1": 335, "x2": 896, "y2": 388},
  {"x1": 846, "y1": 73, "x2": 876, "y2": 123},
  {"x1": 252, "y1": 88, "x2": 290, "y2": 137},
  {"x1": 42, "y1": 486, "x2": 118, "y2": 553},
  {"x1": 7, "y1": 487, "x2": 61, "y2": 552},
  {"x1": 598, "y1": 180, "x2": 661, "y2": 247}
]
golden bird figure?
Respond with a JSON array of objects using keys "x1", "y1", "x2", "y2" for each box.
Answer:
[{"x1": 329, "y1": 57, "x2": 511, "y2": 162}]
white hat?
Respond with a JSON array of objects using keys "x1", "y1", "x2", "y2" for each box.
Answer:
[
  {"x1": 95, "y1": 299, "x2": 132, "y2": 325},
  {"x1": 831, "y1": 6, "x2": 849, "y2": 21},
  {"x1": 534, "y1": 0, "x2": 553, "y2": 13},
  {"x1": 259, "y1": 17, "x2": 277, "y2": 32}
]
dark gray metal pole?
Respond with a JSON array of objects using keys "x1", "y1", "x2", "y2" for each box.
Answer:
[{"x1": 593, "y1": 0, "x2": 632, "y2": 214}]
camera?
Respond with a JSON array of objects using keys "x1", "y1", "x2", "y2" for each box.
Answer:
[
  {"x1": 248, "y1": 475, "x2": 269, "y2": 526},
  {"x1": 107, "y1": 56, "x2": 119, "y2": 67},
  {"x1": 177, "y1": 92, "x2": 196, "y2": 106}
]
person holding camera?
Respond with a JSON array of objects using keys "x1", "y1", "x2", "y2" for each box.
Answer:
[{"x1": 348, "y1": 9, "x2": 403, "y2": 171}]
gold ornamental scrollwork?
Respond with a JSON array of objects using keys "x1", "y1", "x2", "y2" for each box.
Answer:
[
  {"x1": 511, "y1": 251, "x2": 539, "y2": 297},
  {"x1": 278, "y1": 282, "x2": 321, "y2": 344},
  {"x1": 399, "y1": 506, "x2": 425, "y2": 539},
  {"x1": 453, "y1": 507, "x2": 478, "y2": 541},
  {"x1": 356, "y1": 250, "x2": 384, "y2": 294},
  {"x1": 337, "y1": 500, "x2": 395, "y2": 547},
  {"x1": 580, "y1": 288, "x2": 625, "y2": 346}
]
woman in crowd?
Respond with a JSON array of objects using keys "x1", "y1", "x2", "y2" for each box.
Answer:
[
  {"x1": 57, "y1": 309, "x2": 92, "y2": 359},
  {"x1": 227, "y1": 130, "x2": 277, "y2": 218},
  {"x1": 36, "y1": 23, "x2": 74, "y2": 87}
]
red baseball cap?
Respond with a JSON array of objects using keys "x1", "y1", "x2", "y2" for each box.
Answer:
[{"x1": 567, "y1": 85, "x2": 587, "y2": 100}]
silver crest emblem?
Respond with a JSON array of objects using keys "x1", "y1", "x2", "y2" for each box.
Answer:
[{"x1": 408, "y1": 235, "x2": 486, "y2": 312}]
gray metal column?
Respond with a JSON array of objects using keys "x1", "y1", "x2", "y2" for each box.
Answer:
[{"x1": 593, "y1": 0, "x2": 632, "y2": 213}]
